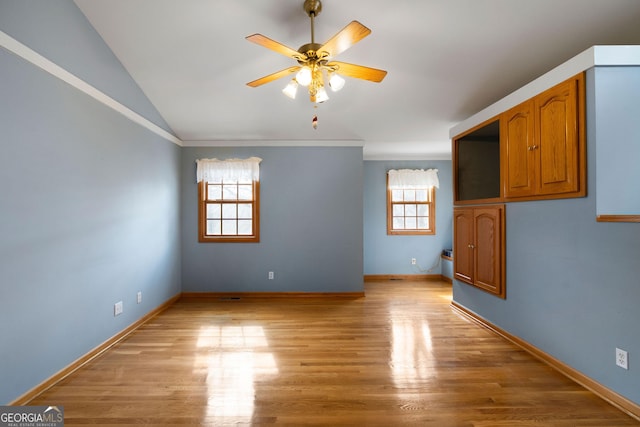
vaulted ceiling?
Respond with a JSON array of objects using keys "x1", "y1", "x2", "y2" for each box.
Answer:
[{"x1": 73, "y1": 0, "x2": 640, "y2": 159}]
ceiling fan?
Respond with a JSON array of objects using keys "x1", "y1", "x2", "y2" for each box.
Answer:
[{"x1": 246, "y1": 0, "x2": 387, "y2": 103}]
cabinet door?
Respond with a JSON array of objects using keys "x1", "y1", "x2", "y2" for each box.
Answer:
[
  {"x1": 453, "y1": 208, "x2": 474, "y2": 284},
  {"x1": 502, "y1": 100, "x2": 536, "y2": 198},
  {"x1": 473, "y1": 206, "x2": 505, "y2": 298},
  {"x1": 535, "y1": 77, "x2": 580, "y2": 195}
]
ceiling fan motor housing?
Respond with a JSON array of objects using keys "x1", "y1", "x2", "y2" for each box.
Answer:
[{"x1": 297, "y1": 43, "x2": 324, "y2": 64}]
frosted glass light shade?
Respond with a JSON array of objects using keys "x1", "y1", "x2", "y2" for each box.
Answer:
[
  {"x1": 315, "y1": 87, "x2": 329, "y2": 103},
  {"x1": 329, "y1": 73, "x2": 345, "y2": 91},
  {"x1": 282, "y1": 79, "x2": 298, "y2": 99},
  {"x1": 296, "y1": 67, "x2": 312, "y2": 86}
]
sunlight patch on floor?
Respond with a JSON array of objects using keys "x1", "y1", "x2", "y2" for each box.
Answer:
[{"x1": 193, "y1": 325, "x2": 278, "y2": 419}]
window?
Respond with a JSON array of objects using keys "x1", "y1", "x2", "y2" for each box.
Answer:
[
  {"x1": 197, "y1": 157, "x2": 261, "y2": 243},
  {"x1": 388, "y1": 185, "x2": 435, "y2": 234},
  {"x1": 387, "y1": 169, "x2": 439, "y2": 235}
]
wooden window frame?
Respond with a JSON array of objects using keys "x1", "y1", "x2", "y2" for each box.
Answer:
[
  {"x1": 387, "y1": 176, "x2": 436, "y2": 236},
  {"x1": 198, "y1": 180, "x2": 260, "y2": 243}
]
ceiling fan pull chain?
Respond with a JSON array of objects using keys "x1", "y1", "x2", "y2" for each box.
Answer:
[{"x1": 312, "y1": 114, "x2": 318, "y2": 129}]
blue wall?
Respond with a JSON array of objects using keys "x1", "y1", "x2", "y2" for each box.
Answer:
[
  {"x1": 0, "y1": 2, "x2": 182, "y2": 404},
  {"x1": 181, "y1": 146, "x2": 364, "y2": 293},
  {"x1": 453, "y1": 67, "x2": 640, "y2": 405},
  {"x1": 363, "y1": 160, "x2": 453, "y2": 275}
]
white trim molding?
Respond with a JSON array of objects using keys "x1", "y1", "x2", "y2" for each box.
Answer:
[{"x1": 0, "y1": 30, "x2": 182, "y2": 146}]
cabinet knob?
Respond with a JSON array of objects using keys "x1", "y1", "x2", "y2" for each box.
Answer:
[{"x1": 468, "y1": 244, "x2": 475, "y2": 249}]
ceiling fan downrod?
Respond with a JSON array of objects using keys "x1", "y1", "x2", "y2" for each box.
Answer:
[{"x1": 303, "y1": 0, "x2": 322, "y2": 44}]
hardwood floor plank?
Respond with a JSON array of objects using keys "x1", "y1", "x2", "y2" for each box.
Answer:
[{"x1": 29, "y1": 280, "x2": 638, "y2": 425}]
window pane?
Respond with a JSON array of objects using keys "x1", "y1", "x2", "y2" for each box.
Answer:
[
  {"x1": 404, "y1": 190, "x2": 416, "y2": 202},
  {"x1": 237, "y1": 220, "x2": 252, "y2": 235},
  {"x1": 391, "y1": 189, "x2": 403, "y2": 202},
  {"x1": 392, "y1": 204, "x2": 404, "y2": 217},
  {"x1": 405, "y1": 204, "x2": 417, "y2": 217},
  {"x1": 237, "y1": 203, "x2": 253, "y2": 219},
  {"x1": 405, "y1": 217, "x2": 417, "y2": 229},
  {"x1": 417, "y1": 204, "x2": 429, "y2": 216},
  {"x1": 417, "y1": 217, "x2": 430, "y2": 229},
  {"x1": 393, "y1": 217, "x2": 405, "y2": 230},
  {"x1": 223, "y1": 184, "x2": 238, "y2": 200},
  {"x1": 415, "y1": 189, "x2": 428, "y2": 202},
  {"x1": 222, "y1": 204, "x2": 237, "y2": 219},
  {"x1": 207, "y1": 220, "x2": 221, "y2": 235},
  {"x1": 222, "y1": 220, "x2": 237, "y2": 235},
  {"x1": 207, "y1": 184, "x2": 222, "y2": 200},
  {"x1": 206, "y1": 203, "x2": 221, "y2": 219},
  {"x1": 238, "y1": 185, "x2": 253, "y2": 200}
]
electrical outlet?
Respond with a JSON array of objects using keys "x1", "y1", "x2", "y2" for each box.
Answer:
[
  {"x1": 114, "y1": 301, "x2": 123, "y2": 316},
  {"x1": 411, "y1": 258, "x2": 417, "y2": 265},
  {"x1": 137, "y1": 291, "x2": 142, "y2": 304},
  {"x1": 268, "y1": 271, "x2": 274, "y2": 280},
  {"x1": 616, "y1": 348, "x2": 628, "y2": 370}
]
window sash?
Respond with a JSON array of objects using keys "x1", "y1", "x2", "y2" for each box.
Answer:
[
  {"x1": 390, "y1": 200, "x2": 432, "y2": 231},
  {"x1": 387, "y1": 175, "x2": 435, "y2": 235},
  {"x1": 199, "y1": 180, "x2": 260, "y2": 242}
]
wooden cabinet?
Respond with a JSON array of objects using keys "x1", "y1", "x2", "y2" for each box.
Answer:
[
  {"x1": 453, "y1": 208, "x2": 474, "y2": 284},
  {"x1": 501, "y1": 74, "x2": 586, "y2": 200},
  {"x1": 453, "y1": 205, "x2": 505, "y2": 298},
  {"x1": 501, "y1": 100, "x2": 535, "y2": 198}
]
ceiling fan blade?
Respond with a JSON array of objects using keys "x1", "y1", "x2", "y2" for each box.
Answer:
[
  {"x1": 328, "y1": 61, "x2": 387, "y2": 83},
  {"x1": 246, "y1": 34, "x2": 304, "y2": 60},
  {"x1": 317, "y1": 21, "x2": 371, "y2": 59},
  {"x1": 246, "y1": 66, "x2": 300, "y2": 87}
]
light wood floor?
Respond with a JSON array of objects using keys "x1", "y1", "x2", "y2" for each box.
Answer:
[{"x1": 30, "y1": 280, "x2": 638, "y2": 426}]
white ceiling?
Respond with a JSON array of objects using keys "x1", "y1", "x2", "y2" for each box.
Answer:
[{"x1": 73, "y1": 0, "x2": 640, "y2": 159}]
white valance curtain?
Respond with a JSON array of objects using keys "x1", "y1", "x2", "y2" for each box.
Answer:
[
  {"x1": 387, "y1": 168, "x2": 439, "y2": 189},
  {"x1": 196, "y1": 157, "x2": 262, "y2": 183}
]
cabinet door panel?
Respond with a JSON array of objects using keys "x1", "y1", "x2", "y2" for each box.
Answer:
[
  {"x1": 453, "y1": 205, "x2": 505, "y2": 299},
  {"x1": 502, "y1": 101, "x2": 536, "y2": 198},
  {"x1": 536, "y1": 79, "x2": 579, "y2": 195},
  {"x1": 453, "y1": 208, "x2": 474, "y2": 284},
  {"x1": 473, "y1": 207, "x2": 504, "y2": 296}
]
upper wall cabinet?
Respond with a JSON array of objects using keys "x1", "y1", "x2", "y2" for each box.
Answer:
[
  {"x1": 502, "y1": 74, "x2": 586, "y2": 201},
  {"x1": 453, "y1": 73, "x2": 586, "y2": 205}
]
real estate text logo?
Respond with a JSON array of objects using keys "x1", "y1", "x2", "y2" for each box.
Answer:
[{"x1": 0, "y1": 406, "x2": 63, "y2": 427}]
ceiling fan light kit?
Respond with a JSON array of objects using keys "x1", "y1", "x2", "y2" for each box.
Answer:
[{"x1": 246, "y1": 0, "x2": 387, "y2": 105}]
